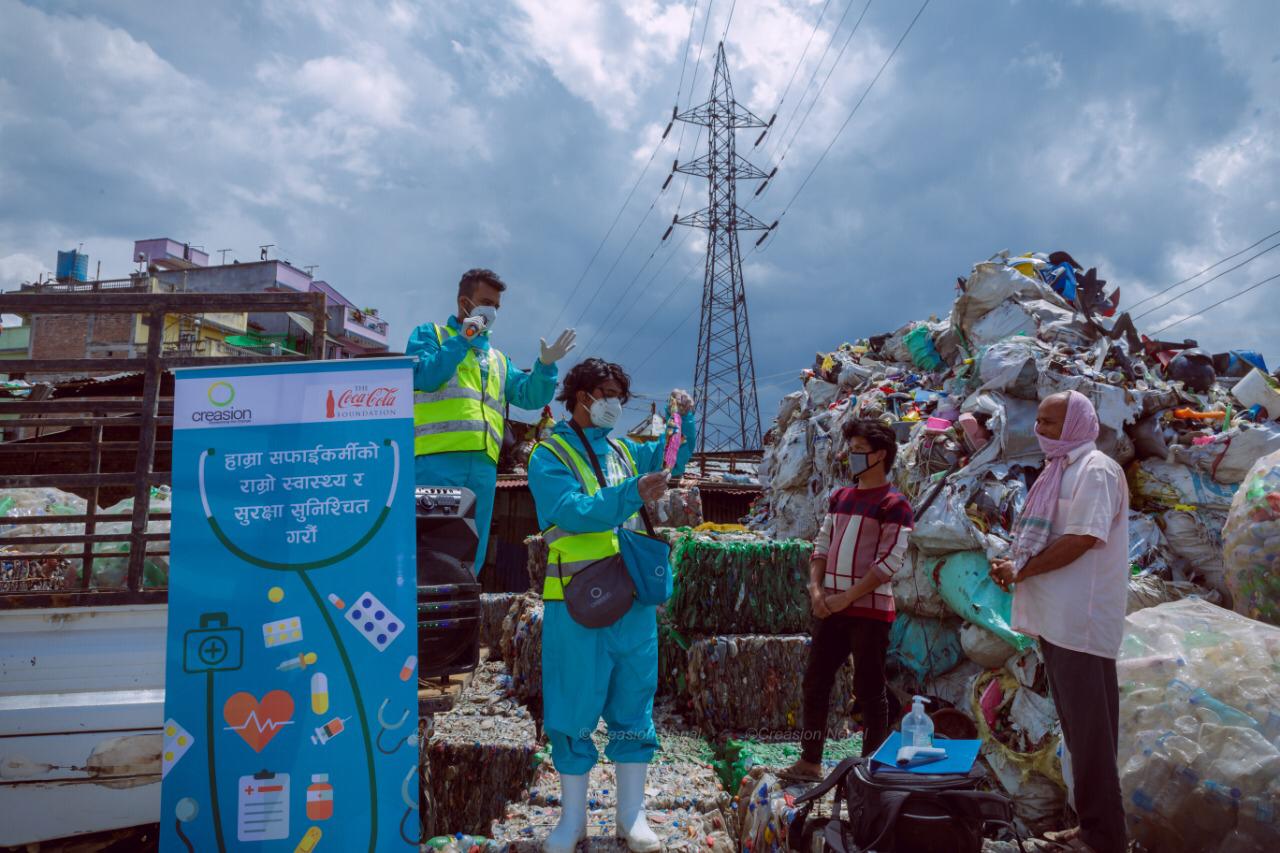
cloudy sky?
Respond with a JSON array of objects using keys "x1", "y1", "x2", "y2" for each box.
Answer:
[{"x1": 2, "y1": 0, "x2": 1278, "y2": 438}]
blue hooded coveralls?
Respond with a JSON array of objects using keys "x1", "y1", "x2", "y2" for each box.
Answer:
[
  {"x1": 528, "y1": 413, "x2": 697, "y2": 774},
  {"x1": 406, "y1": 316, "x2": 558, "y2": 572}
]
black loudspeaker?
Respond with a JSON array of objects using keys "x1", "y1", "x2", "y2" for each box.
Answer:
[{"x1": 416, "y1": 487, "x2": 481, "y2": 679}]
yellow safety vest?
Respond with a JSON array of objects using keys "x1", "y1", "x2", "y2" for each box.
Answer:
[
  {"x1": 536, "y1": 433, "x2": 639, "y2": 601},
  {"x1": 413, "y1": 324, "x2": 508, "y2": 463}
]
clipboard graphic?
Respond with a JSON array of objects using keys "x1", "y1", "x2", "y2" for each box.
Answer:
[{"x1": 237, "y1": 769, "x2": 290, "y2": 842}]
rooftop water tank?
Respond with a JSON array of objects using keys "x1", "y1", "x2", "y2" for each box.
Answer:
[{"x1": 56, "y1": 250, "x2": 89, "y2": 282}]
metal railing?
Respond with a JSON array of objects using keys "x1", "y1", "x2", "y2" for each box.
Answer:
[{"x1": 0, "y1": 290, "x2": 327, "y2": 608}]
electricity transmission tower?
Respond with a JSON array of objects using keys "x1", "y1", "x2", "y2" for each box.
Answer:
[{"x1": 675, "y1": 42, "x2": 771, "y2": 452}]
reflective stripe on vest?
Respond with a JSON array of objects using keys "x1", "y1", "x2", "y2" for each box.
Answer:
[
  {"x1": 413, "y1": 324, "x2": 507, "y2": 463},
  {"x1": 537, "y1": 433, "x2": 639, "y2": 601}
]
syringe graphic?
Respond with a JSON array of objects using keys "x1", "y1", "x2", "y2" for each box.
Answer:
[{"x1": 311, "y1": 716, "x2": 351, "y2": 746}]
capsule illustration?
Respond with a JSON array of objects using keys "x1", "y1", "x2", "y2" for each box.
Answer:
[
  {"x1": 399, "y1": 655, "x2": 417, "y2": 682},
  {"x1": 311, "y1": 672, "x2": 329, "y2": 714},
  {"x1": 327, "y1": 593, "x2": 345, "y2": 610}
]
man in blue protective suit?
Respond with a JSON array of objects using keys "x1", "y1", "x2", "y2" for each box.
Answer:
[
  {"x1": 527, "y1": 358, "x2": 696, "y2": 853},
  {"x1": 406, "y1": 268, "x2": 577, "y2": 573}
]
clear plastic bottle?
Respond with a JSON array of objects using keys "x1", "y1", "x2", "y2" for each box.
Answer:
[{"x1": 901, "y1": 695, "x2": 934, "y2": 748}]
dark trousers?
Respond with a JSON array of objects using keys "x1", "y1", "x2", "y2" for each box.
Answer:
[
  {"x1": 1041, "y1": 639, "x2": 1127, "y2": 853},
  {"x1": 800, "y1": 614, "x2": 891, "y2": 763}
]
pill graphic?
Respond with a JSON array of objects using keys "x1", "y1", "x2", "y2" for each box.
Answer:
[
  {"x1": 399, "y1": 655, "x2": 417, "y2": 682},
  {"x1": 327, "y1": 593, "x2": 345, "y2": 610},
  {"x1": 311, "y1": 672, "x2": 329, "y2": 715}
]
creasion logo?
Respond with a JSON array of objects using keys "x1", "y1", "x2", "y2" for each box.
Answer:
[{"x1": 207, "y1": 381, "x2": 235, "y2": 407}]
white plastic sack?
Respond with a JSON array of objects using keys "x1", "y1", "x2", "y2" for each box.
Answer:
[
  {"x1": 774, "y1": 391, "x2": 805, "y2": 431},
  {"x1": 909, "y1": 484, "x2": 985, "y2": 553},
  {"x1": 805, "y1": 378, "x2": 839, "y2": 410},
  {"x1": 968, "y1": 300, "x2": 1036, "y2": 347},
  {"x1": 1214, "y1": 423, "x2": 1280, "y2": 484},
  {"x1": 976, "y1": 338, "x2": 1045, "y2": 399},
  {"x1": 771, "y1": 420, "x2": 812, "y2": 491},
  {"x1": 960, "y1": 621, "x2": 1017, "y2": 668},
  {"x1": 982, "y1": 746, "x2": 1066, "y2": 833},
  {"x1": 1132, "y1": 459, "x2": 1238, "y2": 511},
  {"x1": 1009, "y1": 687, "x2": 1058, "y2": 745},
  {"x1": 1160, "y1": 509, "x2": 1229, "y2": 599},
  {"x1": 952, "y1": 260, "x2": 1056, "y2": 341},
  {"x1": 1038, "y1": 371, "x2": 1143, "y2": 434},
  {"x1": 891, "y1": 548, "x2": 951, "y2": 620}
]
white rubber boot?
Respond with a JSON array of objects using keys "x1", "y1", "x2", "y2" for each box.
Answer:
[
  {"x1": 615, "y1": 763, "x2": 661, "y2": 852},
  {"x1": 543, "y1": 773, "x2": 588, "y2": 853}
]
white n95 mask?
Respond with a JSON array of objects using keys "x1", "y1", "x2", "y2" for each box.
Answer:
[{"x1": 589, "y1": 396, "x2": 623, "y2": 430}]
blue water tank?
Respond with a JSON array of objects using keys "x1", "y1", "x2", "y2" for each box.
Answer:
[{"x1": 56, "y1": 250, "x2": 89, "y2": 281}]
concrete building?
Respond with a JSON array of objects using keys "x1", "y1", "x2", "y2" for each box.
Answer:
[{"x1": 5, "y1": 239, "x2": 388, "y2": 365}]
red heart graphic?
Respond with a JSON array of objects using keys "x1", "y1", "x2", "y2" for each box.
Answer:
[{"x1": 223, "y1": 690, "x2": 294, "y2": 753}]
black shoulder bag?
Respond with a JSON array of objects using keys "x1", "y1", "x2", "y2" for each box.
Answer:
[{"x1": 787, "y1": 756, "x2": 1020, "y2": 853}]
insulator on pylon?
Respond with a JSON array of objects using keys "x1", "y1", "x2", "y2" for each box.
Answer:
[
  {"x1": 754, "y1": 129, "x2": 767, "y2": 147},
  {"x1": 661, "y1": 225, "x2": 675, "y2": 241},
  {"x1": 754, "y1": 180, "x2": 769, "y2": 196},
  {"x1": 766, "y1": 113, "x2": 777, "y2": 127},
  {"x1": 767, "y1": 167, "x2": 778, "y2": 179},
  {"x1": 672, "y1": 105, "x2": 678, "y2": 120},
  {"x1": 672, "y1": 159, "x2": 679, "y2": 172},
  {"x1": 755, "y1": 231, "x2": 770, "y2": 247},
  {"x1": 672, "y1": 214, "x2": 679, "y2": 224},
  {"x1": 662, "y1": 121, "x2": 674, "y2": 139},
  {"x1": 768, "y1": 220, "x2": 779, "y2": 231},
  {"x1": 661, "y1": 173, "x2": 674, "y2": 190}
]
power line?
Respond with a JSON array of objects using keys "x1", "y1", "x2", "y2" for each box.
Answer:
[
  {"x1": 1151, "y1": 270, "x2": 1280, "y2": 335},
  {"x1": 613, "y1": 254, "x2": 704, "y2": 361},
  {"x1": 687, "y1": 0, "x2": 717, "y2": 100},
  {"x1": 759, "y1": 0, "x2": 835, "y2": 143},
  {"x1": 1133, "y1": 240, "x2": 1280, "y2": 320},
  {"x1": 590, "y1": 228, "x2": 694, "y2": 358},
  {"x1": 766, "y1": 0, "x2": 932, "y2": 237},
  {"x1": 1127, "y1": 226, "x2": 1280, "y2": 311},
  {"x1": 721, "y1": 0, "x2": 739, "y2": 43},
  {"x1": 761, "y1": 0, "x2": 864, "y2": 164},
  {"x1": 543, "y1": 2, "x2": 705, "y2": 338},
  {"x1": 759, "y1": 0, "x2": 875, "y2": 201}
]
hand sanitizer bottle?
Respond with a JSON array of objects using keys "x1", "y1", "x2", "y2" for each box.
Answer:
[{"x1": 901, "y1": 695, "x2": 934, "y2": 748}]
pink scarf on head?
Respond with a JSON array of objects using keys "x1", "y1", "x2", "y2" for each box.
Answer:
[{"x1": 1009, "y1": 390, "x2": 1099, "y2": 571}]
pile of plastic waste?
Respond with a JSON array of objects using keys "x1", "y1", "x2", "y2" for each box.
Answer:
[
  {"x1": 1117, "y1": 598, "x2": 1279, "y2": 851},
  {"x1": 746, "y1": 249, "x2": 1280, "y2": 828},
  {"x1": 0, "y1": 485, "x2": 172, "y2": 590}
]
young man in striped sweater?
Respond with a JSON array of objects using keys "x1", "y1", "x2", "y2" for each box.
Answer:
[{"x1": 781, "y1": 418, "x2": 914, "y2": 782}]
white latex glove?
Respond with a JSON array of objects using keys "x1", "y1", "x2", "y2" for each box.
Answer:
[{"x1": 539, "y1": 328, "x2": 577, "y2": 365}]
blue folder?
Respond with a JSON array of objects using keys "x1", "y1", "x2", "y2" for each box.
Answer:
[{"x1": 869, "y1": 732, "x2": 982, "y2": 775}]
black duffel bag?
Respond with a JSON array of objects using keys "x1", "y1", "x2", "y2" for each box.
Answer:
[{"x1": 788, "y1": 756, "x2": 1020, "y2": 853}]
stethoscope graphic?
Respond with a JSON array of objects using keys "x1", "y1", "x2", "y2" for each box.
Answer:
[
  {"x1": 195, "y1": 439, "x2": 401, "y2": 853},
  {"x1": 376, "y1": 700, "x2": 421, "y2": 845}
]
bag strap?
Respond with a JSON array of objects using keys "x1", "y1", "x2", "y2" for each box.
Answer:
[
  {"x1": 568, "y1": 421, "x2": 663, "y2": 538},
  {"x1": 607, "y1": 438, "x2": 662, "y2": 538},
  {"x1": 568, "y1": 421, "x2": 610, "y2": 489},
  {"x1": 850, "y1": 789, "x2": 910, "y2": 853},
  {"x1": 793, "y1": 756, "x2": 863, "y2": 806}
]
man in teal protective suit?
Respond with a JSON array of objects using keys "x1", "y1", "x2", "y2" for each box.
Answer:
[
  {"x1": 527, "y1": 358, "x2": 696, "y2": 853},
  {"x1": 406, "y1": 268, "x2": 576, "y2": 573}
]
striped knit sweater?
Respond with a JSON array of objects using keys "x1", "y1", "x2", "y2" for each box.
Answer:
[{"x1": 813, "y1": 484, "x2": 914, "y2": 622}]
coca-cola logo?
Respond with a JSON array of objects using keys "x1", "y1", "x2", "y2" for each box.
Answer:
[
  {"x1": 325, "y1": 385, "x2": 399, "y2": 419},
  {"x1": 337, "y1": 387, "x2": 398, "y2": 409}
]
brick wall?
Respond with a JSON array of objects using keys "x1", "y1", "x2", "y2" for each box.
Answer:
[{"x1": 30, "y1": 313, "x2": 137, "y2": 360}]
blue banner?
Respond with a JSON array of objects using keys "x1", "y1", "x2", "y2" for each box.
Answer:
[{"x1": 160, "y1": 359, "x2": 418, "y2": 852}]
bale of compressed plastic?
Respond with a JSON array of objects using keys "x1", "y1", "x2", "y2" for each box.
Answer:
[
  {"x1": 1118, "y1": 598, "x2": 1280, "y2": 851},
  {"x1": 499, "y1": 594, "x2": 543, "y2": 716},
  {"x1": 646, "y1": 486, "x2": 704, "y2": 529},
  {"x1": 479, "y1": 593, "x2": 519, "y2": 650},
  {"x1": 658, "y1": 618, "x2": 693, "y2": 702},
  {"x1": 1222, "y1": 448, "x2": 1280, "y2": 625},
  {"x1": 665, "y1": 535, "x2": 812, "y2": 635},
  {"x1": 426, "y1": 664, "x2": 539, "y2": 837},
  {"x1": 685, "y1": 634, "x2": 855, "y2": 735},
  {"x1": 524, "y1": 534, "x2": 548, "y2": 593}
]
